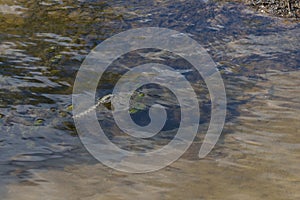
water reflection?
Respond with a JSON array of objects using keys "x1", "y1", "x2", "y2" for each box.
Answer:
[
  {"x1": 0, "y1": 0, "x2": 123, "y2": 191},
  {"x1": 0, "y1": 0, "x2": 300, "y2": 199}
]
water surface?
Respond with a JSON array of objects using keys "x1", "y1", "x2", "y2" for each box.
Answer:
[{"x1": 0, "y1": 0, "x2": 299, "y2": 199}]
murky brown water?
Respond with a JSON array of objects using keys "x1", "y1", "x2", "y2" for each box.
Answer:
[
  {"x1": 1, "y1": 0, "x2": 300, "y2": 199},
  {"x1": 5, "y1": 50, "x2": 300, "y2": 200}
]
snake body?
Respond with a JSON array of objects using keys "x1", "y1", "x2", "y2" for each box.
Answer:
[{"x1": 73, "y1": 94, "x2": 113, "y2": 119}]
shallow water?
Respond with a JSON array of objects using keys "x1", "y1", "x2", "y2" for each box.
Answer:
[{"x1": 0, "y1": 0, "x2": 300, "y2": 199}]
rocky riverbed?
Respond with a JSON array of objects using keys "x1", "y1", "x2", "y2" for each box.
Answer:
[
  {"x1": 219, "y1": 0, "x2": 300, "y2": 18},
  {"x1": 243, "y1": 0, "x2": 300, "y2": 18}
]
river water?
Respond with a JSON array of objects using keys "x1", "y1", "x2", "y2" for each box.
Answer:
[{"x1": 0, "y1": 0, "x2": 299, "y2": 199}]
